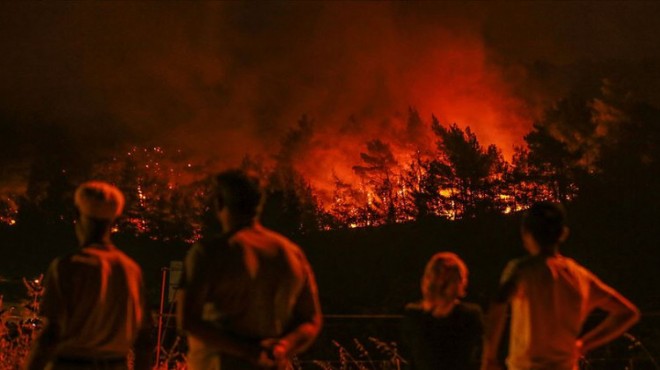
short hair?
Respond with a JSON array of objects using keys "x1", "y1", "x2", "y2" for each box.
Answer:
[
  {"x1": 521, "y1": 201, "x2": 567, "y2": 249},
  {"x1": 421, "y1": 252, "x2": 469, "y2": 301},
  {"x1": 74, "y1": 181, "x2": 124, "y2": 220},
  {"x1": 214, "y1": 170, "x2": 263, "y2": 219}
]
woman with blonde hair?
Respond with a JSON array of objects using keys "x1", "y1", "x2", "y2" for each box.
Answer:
[{"x1": 402, "y1": 252, "x2": 483, "y2": 370}]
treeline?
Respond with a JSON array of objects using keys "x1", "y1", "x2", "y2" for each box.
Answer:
[
  {"x1": 1, "y1": 79, "x2": 659, "y2": 243},
  {"x1": 259, "y1": 79, "x2": 660, "y2": 236}
]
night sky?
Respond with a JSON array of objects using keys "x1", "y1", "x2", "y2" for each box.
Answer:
[{"x1": 2, "y1": 2, "x2": 660, "y2": 193}]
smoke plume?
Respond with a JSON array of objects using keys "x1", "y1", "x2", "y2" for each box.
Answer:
[{"x1": 1, "y1": 2, "x2": 660, "y2": 194}]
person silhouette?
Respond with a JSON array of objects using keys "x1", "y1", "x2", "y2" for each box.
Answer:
[
  {"x1": 177, "y1": 170, "x2": 322, "y2": 370},
  {"x1": 25, "y1": 181, "x2": 151, "y2": 370},
  {"x1": 402, "y1": 252, "x2": 483, "y2": 370},
  {"x1": 482, "y1": 202, "x2": 640, "y2": 370}
]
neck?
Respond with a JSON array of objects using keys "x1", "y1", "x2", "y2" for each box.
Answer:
[
  {"x1": 222, "y1": 216, "x2": 256, "y2": 234},
  {"x1": 79, "y1": 233, "x2": 111, "y2": 247}
]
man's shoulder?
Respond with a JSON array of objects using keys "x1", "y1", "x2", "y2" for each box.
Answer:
[
  {"x1": 245, "y1": 224, "x2": 306, "y2": 255},
  {"x1": 553, "y1": 255, "x2": 598, "y2": 279},
  {"x1": 554, "y1": 255, "x2": 586, "y2": 268},
  {"x1": 185, "y1": 235, "x2": 248, "y2": 272},
  {"x1": 256, "y1": 224, "x2": 299, "y2": 245},
  {"x1": 510, "y1": 254, "x2": 597, "y2": 284},
  {"x1": 59, "y1": 246, "x2": 141, "y2": 273},
  {"x1": 51, "y1": 249, "x2": 104, "y2": 278},
  {"x1": 57, "y1": 249, "x2": 99, "y2": 268}
]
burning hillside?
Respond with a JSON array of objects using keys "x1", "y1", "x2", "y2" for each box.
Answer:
[{"x1": 1, "y1": 3, "x2": 660, "y2": 240}]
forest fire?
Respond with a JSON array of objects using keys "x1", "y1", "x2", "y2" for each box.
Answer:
[
  {"x1": 0, "y1": 134, "x2": 559, "y2": 236},
  {"x1": 0, "y1": 2, "x2": 656, "y2": 241},
  {"x1": 1, "y1": 76, "x2": 646, "y2": 239},
  {"x1": 1, "y1": 3, "x2": 660, "y2": 370},
  {"x1": 0, "y1": 110, "x2": 573, "y2": 237}
]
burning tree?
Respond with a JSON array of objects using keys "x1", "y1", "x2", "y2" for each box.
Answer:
[
  {"x1": 324, "y1": 111, "x2": 575, "y2": 227},
  {"x1": 90, "y1": 146, "x2": 208, "y2": 243},
  {"x1": 328, "y1": 174, "x2": 366, "y2": 229},
  {"x1": 400, "y1": 151, "x2": 437, "y2": 220},
  {"x1": 9, "y1": 80, "x2": 656, "y2": 236},
  {"x1": 431, "y1": 118, "x2": 507, "y2": 218},
  {"x1": 352, "y1": 139, "x2": 404, "y2": 225}
]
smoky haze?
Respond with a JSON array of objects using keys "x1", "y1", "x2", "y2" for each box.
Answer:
[{"x1": 1, "y1": 2, "x2": 660, "y2": 193}]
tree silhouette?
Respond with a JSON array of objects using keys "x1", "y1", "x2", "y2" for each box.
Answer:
[
  {"x1": 263, "y1": 115, "x2": 323, "y2": 236},
  {"x1": 522, "y1": 123, "x2": 581, "y2": 201},
  {"x1": 592, "y1": 100, "x2": 660, "y2": 212},
  {"x1": 401, "y1": 152, "x2": 435, "y2": 220},
  {"x1": 431, "y1": 117, "x2": 505, "y2": 218},
  {"x1": 327, "y1": 174, "x2": 364, "y2": 228},
  {"x1": 352, "y1": 139, "x2": 402, "y2": 224}
]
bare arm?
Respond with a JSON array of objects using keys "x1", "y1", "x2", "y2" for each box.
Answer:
[
  {"x1": 176, "y1": 242, "x2": 272, "y2": 365},
  {"x1": 481, "y1": 261, "x2": 518, "y2": 370},
  {"x1": 578, "y1": 279, "x2": 640, "y2": 354},
  {"x1": 272, "y1": 263, "x2": 323, "y2": 358}
]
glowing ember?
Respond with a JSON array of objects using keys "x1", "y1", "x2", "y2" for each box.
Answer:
[{"x1": 0, "y1": 197, "x2": 18, "y2": 227}]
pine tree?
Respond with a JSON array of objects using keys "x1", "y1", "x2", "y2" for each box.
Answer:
[{"x1": 431, "y1": 117, "x2": 505, "y2": 218}]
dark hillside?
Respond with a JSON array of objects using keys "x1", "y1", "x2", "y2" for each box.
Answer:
[{"x1": 0, "y1": 201, "x2": 653, "y2": 315}]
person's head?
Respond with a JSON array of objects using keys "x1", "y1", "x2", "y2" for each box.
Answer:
[
  {"x1": 421, "y1": 252, "x2": 469, "y2": 305},
  {"x1": 521, "y1": 201, "x2": 569, "y2": 255},
  {"x1": 214, "y1": 170, "x2": 263, "y2": 231},
  {"x1": 74, "y1": 181, "x2": 124, "y2": 245}
]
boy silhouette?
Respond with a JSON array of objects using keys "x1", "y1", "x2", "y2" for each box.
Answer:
[{"x1": 482, "y1": 202, "x2": 639, "y2": 370}]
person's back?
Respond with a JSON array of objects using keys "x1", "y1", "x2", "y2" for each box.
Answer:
[
  {"x1": 43, "y1": 244, "x2": 145, "y2": 358},
  {"x1": 505, "y1": 254, "x2": 610, "y2": 369},
  {"x1": 402, "y1": 252, "x2": 483, "y2": 370},
  {"x1": 403, "y1": 301, "x2": 482, "y2": 370},
  {"x1": 178, "y1": 170, "x2": 322, "y2": 370},
  {"x1": 185, "y1": 224, "x2": 315, "y2": 353},
  {"x1": 25, "y1": 181, "x2": 151, "y2": 370},
  {"x1": 482, "y1": 202, "x2": 639, "y2": 370}
]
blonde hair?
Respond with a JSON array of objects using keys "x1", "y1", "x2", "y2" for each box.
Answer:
[{"x1": 421, "y1": 252, "x2": 469, "y2": 302}]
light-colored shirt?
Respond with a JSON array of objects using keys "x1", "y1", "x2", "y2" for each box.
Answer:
[
  {"x1": 41, "y1": 244, "x2": 146, "y2": 358},
  {"x1": 180, "y1": 223, "x2": 321, "y2": 370},
  {"x1": 501, "y1": 255, "x2": 616, "y2": 370}
]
